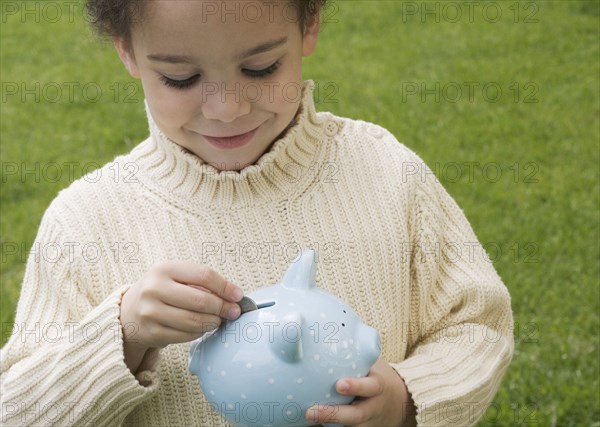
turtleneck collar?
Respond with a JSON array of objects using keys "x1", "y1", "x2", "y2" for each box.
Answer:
[{"x1": 130, "y1": 80, "x2": 333, "y2": 211}]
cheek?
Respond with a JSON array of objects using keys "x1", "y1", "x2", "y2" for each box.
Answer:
[
  {"x1": 265, "y1": 59, "x2": 304, "y2": 111},
  {"x1": 143, "y1": 78, "x2": 198, "y2": 127},
  {"x1": 277, "y1": 83, "x2": 304, "y2": 109}
]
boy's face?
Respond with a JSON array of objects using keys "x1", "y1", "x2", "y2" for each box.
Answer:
[{"x1": 115, "y1": 1, "x2": 320, "y2": 171}]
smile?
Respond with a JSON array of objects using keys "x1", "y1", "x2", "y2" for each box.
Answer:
[{"x1": 202, "y1": 126, "x2": 260, "y2": 150}]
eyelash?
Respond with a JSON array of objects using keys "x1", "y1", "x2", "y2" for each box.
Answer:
[
  {"x1": 159, "y1": 74, "x2": 200, "y2": 89},
  {"x1": 159, "y1": 61, "x2": 281, "y2": 90},
  {"x1": 243, "y1": 61, "x2": 280, "y2": 78}
]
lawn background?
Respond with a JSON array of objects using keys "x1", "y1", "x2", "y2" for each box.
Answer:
[{"x1": 1, "y1": 0, "x2": 598, "y2": 425}]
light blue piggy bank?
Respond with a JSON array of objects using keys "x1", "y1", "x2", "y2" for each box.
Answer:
[{"x1": 189, "y1": 250, "x2": 381, "y2": 427}]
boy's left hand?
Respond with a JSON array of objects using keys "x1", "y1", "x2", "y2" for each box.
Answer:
[{"x1": 306, "y1": 358, "x2": 416, "y2": 427}]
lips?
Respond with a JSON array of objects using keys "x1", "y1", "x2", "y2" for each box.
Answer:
[{"x1": 202, "y1": 126, "x2": 259, "y2": 150}]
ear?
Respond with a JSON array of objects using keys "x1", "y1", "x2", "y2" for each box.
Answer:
[
  {"x1": 113, "y1": 37, "x2": 141, "y2": 78},
  {"x1": 301, "y1": 12, "x2": 321, "y2": 57}
]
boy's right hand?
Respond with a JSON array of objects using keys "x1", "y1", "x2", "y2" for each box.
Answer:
[{"x1": 119, "y1": 261, "x2": 244, "y2": 373}]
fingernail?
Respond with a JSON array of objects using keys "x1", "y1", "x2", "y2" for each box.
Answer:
[
  {"x1": 232, "y1": 286, "x2": 244, "y2": 301},
  {"x1": 306, "y1": 406, "x2": 319, "y2": 422},
  {"x1": 228, "y1": 305, "x2": 241, "y2": 319},
  {"x1": 338, "y1": 380, "x2": 349, "y2": 392}
]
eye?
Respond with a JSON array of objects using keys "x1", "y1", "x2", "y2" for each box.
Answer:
[
  {"x1": 243, "y1": 61, "x2": 280, "y2": 78},
  {"x1": 159, "y1": 74, "x2": 200, "y2": 90}
]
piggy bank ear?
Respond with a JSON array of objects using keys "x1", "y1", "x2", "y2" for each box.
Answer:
[
  {"x1": 281, "y1": 250, "x2": 316, "y2": 290},
  {"x1": 270, "y1": 313, "x2": 304, "y2": 363}
]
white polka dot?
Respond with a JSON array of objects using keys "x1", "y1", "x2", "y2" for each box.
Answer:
[
  {"x1": 325, "y1": 393, "x2": 331, "y2": 399},
  {"x1": 207, "y1": 366, "x2": 212, "y2": 372},
  {"x1": 224, "y1": 342, "x2": 229, "y2": 348},
  {"x1": 289, "y1": 302, "x2": 295, "y2": 306},
  {"x1": 313, "y1": 354, "x2": 320, "y2": 361},
  {"x1": 297, "y1": 378, "x2": 304, "y2": 384},
  {"x1": 342, "y1": 341, "x2": 348, "y2": 349},
  {"x1": 268, "y1": 378, "x2": 275, "y2": 384},
  {"x1": 241, "y1": 393, "x2": 247, "y2": 399},
  {"x1": 352, "y1": 363, "x2": 357, "y2": 370},
  {"x1": 349, "y1": 339, "x2": 354, "y2": 345},
  {"x1": 221, "y1": 370, "x2": 227, "y2": 376},
  {"x1": 309, "y1": 330, "x2": 315, "y2": 336},
  {"x1": 356, "y1": 373, "x2": 362, "y2": 377},
  {"x1": 320, "y1": 313, "x2": 326, "y2": 318},
  {"x1": 287, "y1": 410, "x2": 293, "y2": 416},
  {"x1": 328, "y1": 368, "x2": 334, "y2": 374},
  {"x1": 246, "y1": 362, "x2": 253, "y2": 369},
  {"x1": 210, "y1": 390, "x2": 215, "y2": 396},
  {"x1": 287, "y1": 394, "x2": 294, "y2": 400},
  {"x1": 227, "y1": 403, "x2": 234, "y2": 410}
]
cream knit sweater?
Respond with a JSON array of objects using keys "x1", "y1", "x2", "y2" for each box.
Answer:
[{"x1": 1, "y1": 81, "x2": 513, "y2": 426}]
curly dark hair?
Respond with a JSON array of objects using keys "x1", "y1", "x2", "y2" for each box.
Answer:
[{"x1": 86, "y1": 0, "x2": 328, "y2": 46}]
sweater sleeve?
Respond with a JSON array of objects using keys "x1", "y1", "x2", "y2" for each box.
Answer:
[
  {"x1": 391, "y1": 157, "x2": 514, "y2": 427},
  {"x1": 0, "y1": 202, "x2": 159, "y2": 426}
]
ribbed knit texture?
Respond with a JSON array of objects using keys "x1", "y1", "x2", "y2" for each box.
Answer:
[{"x1": 1, "y1": 80, "x2": 513, "y2": 426}]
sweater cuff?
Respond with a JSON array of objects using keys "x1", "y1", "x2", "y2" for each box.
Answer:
[
  {"x1": 66, "y1": 284, "x2": 160, "y2": 424},
  {"x1": 391, "y1": 325, "x2": 513, "y2": 427},
  {"x1": 2, "y1": 285, "x2": 160, "y2": 426}
]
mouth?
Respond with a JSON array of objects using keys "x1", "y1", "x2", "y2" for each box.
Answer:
[{"x1": 201, "y1": 126, "x2": 260, "y2": 150}]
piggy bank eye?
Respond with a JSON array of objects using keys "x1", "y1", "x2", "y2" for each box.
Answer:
[{"x1": 342, "y1": 323, "x2": 346, "y2": 327}]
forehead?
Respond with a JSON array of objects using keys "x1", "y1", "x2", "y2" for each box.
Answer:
[{"x1": 134, "y1": 1, "x2": 301, "y2": 50}]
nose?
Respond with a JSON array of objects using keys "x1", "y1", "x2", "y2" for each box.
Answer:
[{"x1": 201, "y1": 82, "x2": 251, "y2": 123}]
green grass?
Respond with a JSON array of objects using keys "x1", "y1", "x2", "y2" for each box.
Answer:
[{"x1": 1, "y1": 1, "x2": 598, "y2": 425}]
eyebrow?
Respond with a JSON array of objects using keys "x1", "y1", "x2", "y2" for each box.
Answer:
[
  {"x1": 235, "y1": 36, "x2": 288, "y2": 60},
  {"x1": 147, "y1": 54, "x2": 195, "y2": 64},
  {"x1": 146, "y1": 37, "x2": 288, "y2": 64}
]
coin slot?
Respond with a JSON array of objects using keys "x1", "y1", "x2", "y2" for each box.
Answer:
[{"x1": 257, "y1": 301, "x2": 276, "y2": 309}]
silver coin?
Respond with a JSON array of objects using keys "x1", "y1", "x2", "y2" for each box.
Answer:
[{"x1": 237, "y1": 296, "x2": 258, "y2": 314}]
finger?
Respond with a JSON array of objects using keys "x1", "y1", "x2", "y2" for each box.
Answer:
[
  {"x1": 161, "y1": 281, "x2": 241, "y2": 320},
  {"x1": 306, "y1": 403, "x2": 367, "y2": 426},
  {"x1": 156, "y1": 261, "x2": 243, "y2": 302},
  {"x1": 336, "y1": 376, "x2": 383, "y2": 398},
  {"x1": 147, "y1": 322, "x2": 215, "y2": 348},
  {"x1": 153, "y1": 304, "x2": 223, "y2": 334}
]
